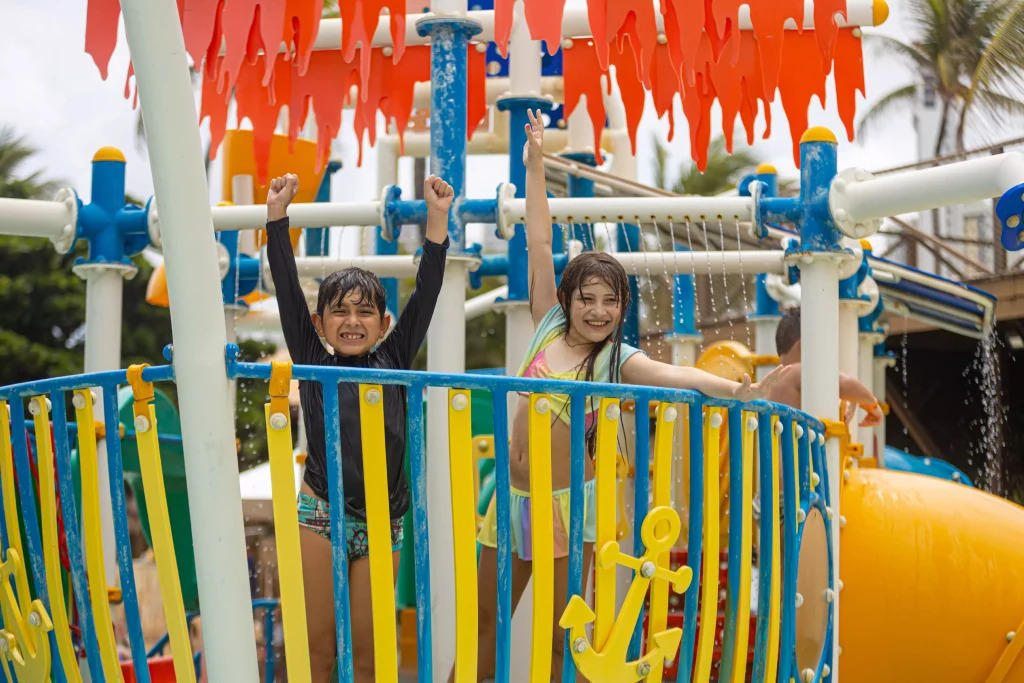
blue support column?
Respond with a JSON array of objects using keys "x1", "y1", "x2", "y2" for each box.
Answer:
[
  {"x1": 305, "y1": 160, "x2": 342, "y2": 257},
  {"x1": 495, "y1": 96, "x2": 553, "y2": 304},
  {"x1": 561, "y1": 152, "x2": 597, "y2": 251},
  {"x1": 617, "y1": 222, "x2": 641, "y2": 347},
  {"x1": 417, "y1": 17, "x2": 482, "y2": 254}
]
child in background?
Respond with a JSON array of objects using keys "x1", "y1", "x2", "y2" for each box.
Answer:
[
  {"x1": 767, "y1": 307, "x2": 884, "y2": 427},
  {"x1": 266, "y1": 172, "x2": 454, "y2": 683},
  {"x1": 463, "y1": 110, "x2": 788, "y2": 683}
]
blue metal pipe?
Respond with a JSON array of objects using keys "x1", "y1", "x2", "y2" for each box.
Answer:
[
  {"x1": 617, "y1": 223, "x2": 642, "y2": 346},
  {"x1": 562, "y1": 152, "x2": 597, "y2": 251},
  {"x1": 672, "y1": 243, "x2": 700, "y2": 337},
  {"x1": 306, "y1": 160, "x2": 342, "y2": 257},
  {"x1": 417, "y1": 17, "x2": 482, "y2": 255},
  {"x1": 798, "y1": 137, "x2": 840, "y2": 252},
  {"x1": 460, "y1": 197, "x2": 498, "y2": 224},
  {"x1": 761, "y1": 197, "x2": 802, "y2": 225}
]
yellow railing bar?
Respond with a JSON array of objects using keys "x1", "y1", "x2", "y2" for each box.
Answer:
[
  {"x1": 0, "y1": 548, "x2": 54, "y2": 683},
  {"x1": 0, "y1": 400, "x2": 32, "y2": 624},
  {"x1": 728, "y1": 412, "x2": 756, "y2": 683},
  {"x1": 765, "y1": 417, "x2": 782, "y2": 683},
  {"x1": 676, "y1": 404, "x2": 690, "y2": 547},
  {"x1": 29, "y1": 397, "x2": 83, "y2": 683},
  {"x1": 358, "y1": 383, "x2": 399, "y2": 683},
  {"x1": 647, "y1": 402, "x2": 677, "y2": 683},
  {"x1": 693, "y1": 407, "x2": 722, "y2": 683},
  {"x1": 594, "y1": 397, "x2": 620, "y2": 651},
  {"x1": 985, "y1": 614, "x2": 1024, "y2": 683},
  {"x1": 447, "y1": 389, "x2": 478, "y2": 683},
  {"x1": 72, "y1": 389, "x2": 124, "y2": 683},
  {"x1": 125, "y1": 367, "x2": 196, "y2": 683},
  {"x1": 264, "y1": 361, "x2": 312, "y2": 683},
  {"x1": 528, "y1": 393, "x2": 555, "y2": 682}
]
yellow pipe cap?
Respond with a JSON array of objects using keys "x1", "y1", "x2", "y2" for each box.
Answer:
[
  {"x1": 872, "y1": 0, "x2": 890, "y2": 26},
  {"x1": 93, "y1": 146, "x2": 126, "y2": 163},
  {"x1": 800, "y1": 127, "x2": 838, "y2": 144},
  {"x1": 756, "y1": 163, "x2": 778, "y2": 175}
]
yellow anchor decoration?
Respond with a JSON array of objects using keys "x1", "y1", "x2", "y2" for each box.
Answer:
[
  {"x1": 559, "y1": 506, "x2": 692, "y2": 683},
  {"x1": 0, "y1": 548, "x2": 54, "y2": 683}
]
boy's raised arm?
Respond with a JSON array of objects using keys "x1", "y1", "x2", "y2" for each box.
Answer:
[
  {"x1": 380, "y1": 175, "x2": 453, "y2": 366},
  {"x1": 524, "y1": 108, "x2": 558, "y2": 326},
  {"x1": 266, "y1": 174, "x2": 324, "y2": 365}
]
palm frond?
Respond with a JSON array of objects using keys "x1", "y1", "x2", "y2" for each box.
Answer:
[
  {"x1": 652, "y1": 135, "x2": 671, "y2": 191},
  {"x1": 861, "y1": 33, "x2": 933, "y2": 72},
  {"x1": 855, "y1": 84, "x2": 918, "y2": 140}
]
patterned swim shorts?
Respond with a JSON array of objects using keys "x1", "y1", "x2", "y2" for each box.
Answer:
[{"x1": 296, "y1": 492, "x2": 404, "y2": 561}]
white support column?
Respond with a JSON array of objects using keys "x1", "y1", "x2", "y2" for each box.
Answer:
[
  {"x1": 857, "y1": 333, "x2": 875, "y2": 456},
  {"x1": 74, "y1": 263, "x2": 131, "y2": 588},
  {"x1": 565, "y1": 96, "x2": 596, "y2": 154},
  {"x1": 117, "y1": 1, "x2": 259, "y2": 681},
  {"x1": 874, "y1": 352, "x2": 895, "y2": 466},
  {"x1": 838, "y1": 300, "x2": 860, "y2": 445},
  {"x1": 753, "y1": 317, "x2": 781, "y2": 382}
]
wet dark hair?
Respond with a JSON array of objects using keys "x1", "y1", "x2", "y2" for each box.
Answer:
[
  {"x1": 536, "y1": 251, "x2": 632, "y2": 452},
  {"x1": 316, "y1": 267, "x2": 387, "y2": 318},
  {"x1": 776, "y1": 307, "x2": 801, "y2": 355}
]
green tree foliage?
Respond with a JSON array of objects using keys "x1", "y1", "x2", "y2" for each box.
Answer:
[{"x1": 858, "y1": 0, "x2": 1024, "y2": 153}]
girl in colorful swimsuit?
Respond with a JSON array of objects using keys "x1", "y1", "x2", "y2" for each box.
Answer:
[{"x1": 465, "y1": 110, "x2": 788, "y2": 682}]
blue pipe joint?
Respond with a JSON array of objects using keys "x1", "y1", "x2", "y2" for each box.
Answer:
[
  {"x1": 417, "y1": 16, "x2": 483, "y2": 255},
  {"x1": 996, "y1": 182, "x2": 1024, "y2": 251},
  {"x1": 796, "y1": 128, "x2": 842, "y2": 253},
  {"x1": 740, "y1": 164, "x2": 780, "y2": 239},
  {"x1": 859, "y1": 298, "x2": 884, "y2": 334},
  {"x1": 380, "y1": 185, "x2": 411, "y2": 241},
  {"x1": 75, "y1": 148, "x2": 152, "y2": 268}
]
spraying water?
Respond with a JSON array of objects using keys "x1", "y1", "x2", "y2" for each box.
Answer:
[
  {"x1": 634, "y1": 219, "x2": 663, "y2": 358},
  {"x1": 901, "y1": 322, "x2": 910, "y2": 452},
  {"x1": 716, "y1": 219, "x2": 735, "y2": 340},
  {"x1": 967, "y1": 329, "x2": 1006, "y2": 495},
  {"x1": 734, "y1": 220, "x2": 752, "y2": 350}
]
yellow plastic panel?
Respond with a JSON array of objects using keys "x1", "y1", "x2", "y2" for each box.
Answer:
[
  {"x1": 72, "y1": 390, "x2": 124, "y2": 683},
  {"x1": 765, "y1": 417, "x2": 782, "y2": 683},
  {"x1": 0, "y1": 549, "x2": 53, "y2": 683},
  {"x1": 594, "y1": 397, "x2": 620, "y2": 650},
  {"x1": 358, "y1": 384, "x2": 398, "y2": 683},
  {"x1": 528, "y1": 393, "x2": 555, "y2": 682},
  {"x1": 447, "y1": 389, "x2": 478, "y2": 683},
  {"x1": 264, "y1": 403, "x2": 312, "y2": 683},
  {"x1": 693, "y1": 408, "x2": 721, "y2": 683},
  {"x1": 647, "y1": 402, "x2": 677, "y2": 683},
  {"x1": 29, "y1": 399, "x2": 83, "y2": 683},
  {"x1": 0, "y1": 401, "x2": 32, "y2": 625},
  {"x1": 729, "y1": 412, "x2": 756, "y2": 683}
]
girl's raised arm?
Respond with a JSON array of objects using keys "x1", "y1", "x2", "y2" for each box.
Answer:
[{"x1": 524, "y1": 108, "x2": 558, "y2": 326}]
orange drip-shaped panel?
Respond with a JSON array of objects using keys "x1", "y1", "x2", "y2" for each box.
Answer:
[
  {"x1": 608, "y1": 0, "x2": 658, "y2": 88},
  {"x1": 681, "y1": 71, "x2": 716, "y2": 171},
  {"x1": 201, "y1": 56, "x2": 230, "y2": 161},
  {"x1": 736, "y1": 33, "x2": 771, "y2": 144},
  {"x1": 525, "y1": 0, "x2": 567, "y2": 57},
  {"x1": 833, "y1": 28, "x2": 865, "y2": 141},
  {"x1": 218, "y1": 0, "x2": 288, "y2": 96},
  {"x1": 777, "y1": 31, "x2": 827, "y2": 165},
  {"x1": 710, "y1": 32, "x2": 771, "y2": 150},
  {"x1": 661, "y1": 0, "x2": 705, "y2": 87},
  {"x1": 814, "y1": 0, "x2": 848, "y2": 72},
  {"x1": 182, "y1": 0, "x2": 224, "y2": 71},
  {"x1": 381, "y1": 46, "x2": 433, "y2": 155},
  {"x1": 650, "y1": 43, "x2": 681, "y2": 142},
  {"x1": 707, "y1": 0, "x2": 739, "y2": 63},
  {"x1": 284, "y1": 0, "x2": 326, "y2": 75},
  {"x1": 289, "y1": 50, "x2": 360, "y2": 170},
  {"x1": 468, "y1": 46, "x2": 488, "y2": 139},
  {"x1": 342, "y1": 0, "x2": 407, "y2": 91},
  {"x1": 85, "y1": 0, "x2": 121, "y2": 80},
  {"x1": 234, "y1": 55, "x2": 293, "y2": 184},
  {"x1": 493, "y1": 0, "x2": 515, "y2": 57},
  {"x1": 563, "y1": 38, "x2": 609, "y2": 164},
  {"x1": 610, "y1": 38, "x2": 647, "y2": 155},
  {"x1": 747, "y1": 0, "x2": 804, "y2": 96},
  {"x1": 587, "y1": 0, "x2": 610, "y2": 69}
]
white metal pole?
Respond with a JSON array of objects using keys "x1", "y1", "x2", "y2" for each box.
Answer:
[
  {"x1": 74, "y1": 264, "x2": 129, "y2": 588},
  {"x1": 838, "y1": 300, "x2": 860, "y2": 444},
  {"x1": 613, "y1": 251, "x2": 787, "y2": 276},
  {"x1": 499, "y1": 196, "x2": 755, "y2": 226},
  {"x1": 117, "y1": 1, "x2": 260, "y2": 681},
  {"x1": 0, "y1": 197, "x2": 77, "y2": 240},
  {"x1": 753, "y1": 317, "x2": 781, "y2": 382},
  {"x1": 231, "y1": 175, "x2": 258, "y2": 256},
  {"x1": 466, "y1": 286, "x2": 508, "y2": 320}
]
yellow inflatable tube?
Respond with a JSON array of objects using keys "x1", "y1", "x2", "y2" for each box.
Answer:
[{"x1": 840, "y1": 468, "x2": 1024, "y2": 682}]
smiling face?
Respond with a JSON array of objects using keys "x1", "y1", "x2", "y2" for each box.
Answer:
[
  {"x1": 567, "y1": 277, "x2": 623, "y2": 344},
  {"x1": 313, "y1": 290, "x2": 390, "y2": 356}
]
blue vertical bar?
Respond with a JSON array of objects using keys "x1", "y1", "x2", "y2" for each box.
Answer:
[
  {"x1": 408, "y1": 382, "x2": 434, "y2": 683},
  {"x1": 777, "y1": 419, "x2": 798, "y2": 683},
  {"x1": 9, "y1": 398, "x2": 70, "y2": 683},
  {"x1": 719, "y1": 407, "x2": 745, "y2": 683},
  {"x1": 495, "y1": 97, "x2": 552, "y2": 305},
  {"x1": 376, "y1": 228, "x2": 400, "y2": 317},
  {"x1": 627, "y1": 398, "x2": 651, "y2": 661},
  {"x1": 322, "y1": 379, "x2": 355, "y2": 683},
  {"x1": 751, "y1": 410, "x2": 776, "y2": 683},
  {"x1": 561, "y1": 152, "x2": 597, "y2": 251},
  {"x1": 678, "y1": 401, "x2": 705, "y2": 682},
  {"x1": 417, "y1": 17, "x2": 482, "y2": 254},
  {"x1": 103, "y1": 384, "x2": 151, "y2": 683},
  {"x1": 52, "y1": 392, "x2": 107, "y2": 683},
  {"x1": 672, "y1": 244, "x2": 699, "y2": 339},
  {"x1": 491, "y1": 390, "x2": 512, "y2": 683},
  {"x1": 264, "y1": 606, "x2": 276, "y2": 683},
  {"x1": 305, "y1": 160, "x2": 342, "y2": 257},
  {"x1": 797, "y1": 425, "x2": 812, "y2": 509},
  {"x1": 561, "y1": 390, "x2": 586, "y2": 683},
  {"x1": 617, "y1": 223, "x2": 641, "y2": 347}
]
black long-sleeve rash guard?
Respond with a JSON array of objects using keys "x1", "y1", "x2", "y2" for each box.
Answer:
[{"x1": 265, "y1": 217, "x2": 448, "y2": 521}]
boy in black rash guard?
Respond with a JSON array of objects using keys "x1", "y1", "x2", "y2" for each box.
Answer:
[{"x1": 265, "y1": 172, "x2": 453, "y2": 683}]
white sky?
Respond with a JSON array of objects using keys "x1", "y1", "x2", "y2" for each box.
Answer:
[{"x1": 2, "y1": 0, "x2": 920, "y2": 241}]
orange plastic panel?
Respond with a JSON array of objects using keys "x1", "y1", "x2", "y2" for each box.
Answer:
[
  {"x1": 85, "y1": 0, "x2": 121, "y2": 80},
  {"x1": 524, "y1": 0, "x2": 567, "y2": 57},
  {"x1": 610, "y1": 38, "x2": 646, "y2": 155},
  {"x1": 563, "y1": 38, "x2": 608, "y2": 164},
  {"x1": 218, "y1": 0, "x2": 287, "y2": 96},
  {"x1": 341, "y1": 0, "x2": 407, "y2": 90},
  {"x1": 234, "y1": 55, "x2": 292, "y2": 183},
  {"x1": 833, "y1": 28, "x2": 865, "y2": 141},
  {"x1": 777, "y1": 31, "x2": 827, "y2": 165},
  {"x1": 608, "y1": 0, "x2": 658, "y2": 88},
  {"x1": 200, "y1": 56, "x2": 230, "y2": 163},
  {"x1": 681, "y1": 52, "x2": 716, "y2": 171},
  {"x1": 661, "y1": 0, "x2": 705, "y2": 86},
  {"x1": 814, "y1": 0, "x2": 848, "y2": 72},
  {"x1": 182, "y1": 0, "x2": 224, "y2": 70},
  {"x1": 284, "y1": 0, "x2": 326, "y2": 75},
  {"x1": 288, "y1": 50, "x2": 360, "y2": 170},
  {"x1": 468, "y1": 46, "x2": 488, "y2": 139},
  {"x1": 747, "y1": 0, "x2": 805, "y2": 96},
  {"x1": 494, "y1": 0, "x2": 515, "y2": 57},
  {"x1": 704, "y1": 0, "x2": 734, "y2": 63},
  {"x1": 650, "y1": 43, "x2": 681, "y2": 142},
  {"x1": 587, "y1": 0, "x2": 610, "y2": 69}
]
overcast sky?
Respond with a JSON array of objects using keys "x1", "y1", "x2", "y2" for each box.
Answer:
[{"x1": 3, "y1": 0, "x2": 920, "y2": 236}]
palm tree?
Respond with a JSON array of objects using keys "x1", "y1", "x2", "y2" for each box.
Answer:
[
  {"x1": 652, "y1": 135, "x2": 760, "y2": 196},
  {"x1": 0, "y1": 127, "x2": 62, "y2": 199},
  {"x1": 857, "y1": 0, "x2": 1024, "y2": 154}
]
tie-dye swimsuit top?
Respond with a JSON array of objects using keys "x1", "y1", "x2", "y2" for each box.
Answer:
[{"x1": 516, "y1": 305, "x2": 643, "y2": 429}]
